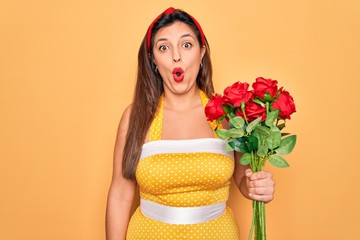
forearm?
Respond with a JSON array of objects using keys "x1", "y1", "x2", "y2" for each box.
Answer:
[
  {"x1": 106, "y1": 106, "x2": 136, "y2": 240},
  {"x1": 106, "y1": 193, "x2": 133, "y2": 240},
  {"x1": 233, "y1": 153, "x2": 252, "y2": 200}
]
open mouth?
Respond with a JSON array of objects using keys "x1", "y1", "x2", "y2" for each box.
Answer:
[{"x1": 172, "y1": 68, "x2": 184, "y2": 82}]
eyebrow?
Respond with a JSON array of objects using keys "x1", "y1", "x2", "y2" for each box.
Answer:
[{"x1": 155, "y1": 34, "x2": 195, "y2": 45}]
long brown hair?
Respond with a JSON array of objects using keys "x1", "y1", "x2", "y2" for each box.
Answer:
[{"x1": 122, "y1": 8, "x2": 214, "y2": 180}]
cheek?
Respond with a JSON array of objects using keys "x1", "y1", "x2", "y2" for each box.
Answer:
[
  {"x1": 185, "y1": 53, "x2": 201, "y2": 68},
  {"x1": 156, "y1": 60, "x2": 171, "y2": 77},
  {"x1": 194, "y1": 53, "x2": 203, "y2": 68},
  {"x1": 153, "y1": 53, "x2": 170, "y2": 68},
  {"x1": 188, "y1": 60, "x2": 201, "y2": 74}
]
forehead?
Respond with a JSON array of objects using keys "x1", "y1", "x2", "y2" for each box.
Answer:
[{"x1": 154, "y1": 21, "x2": 196, "y2": 40}]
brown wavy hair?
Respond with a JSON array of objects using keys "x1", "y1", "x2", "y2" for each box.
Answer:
[{"x1": 122, "y1": 8, "x2": 214, "y2": 180}]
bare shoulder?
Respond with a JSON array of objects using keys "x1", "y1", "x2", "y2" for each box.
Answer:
[
  {"x1": 113, "y1": 104, "x2": 133, "y2": 153},
  {"x1": 108, "y1": 104, "x2": 136, "y2": 202},
  {"x1": 117, "y1": 104, "x2": 132, "y2": 134},
  {"x1": 111, "y1": 104, "x2": 133, "y2": 179}
]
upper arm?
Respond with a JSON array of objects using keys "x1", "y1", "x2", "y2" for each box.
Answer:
[
  {"x1": 106, "y1": 105, "x2": 137, "y2": 239},
  {"x1": 109, "y1": 105, "x2": 136, "y2": 201},
  {"x1": 233, "y1": 151, "x2": 249, "y2": 188}
]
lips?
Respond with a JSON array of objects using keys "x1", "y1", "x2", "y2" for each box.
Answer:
[{"x1": 172, "y1": 68, "x2": 184, "y2": 82}]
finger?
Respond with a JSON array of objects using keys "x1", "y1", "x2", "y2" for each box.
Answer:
[
  {"x1": 245, "y1": 169, "x2": 253, "y2": 177},
  {"x1": 247, "y1": 179, "x2": 275, "y2": 188},
  {"x1": 249, "y1": 192, "x2": 274, "y2": 203},
  {"x1": 249, "y1": 171, "x2": 273, "y2": 181},
  {"x1": 248, "y1": 187, "x2": 274, "y2": 196}
]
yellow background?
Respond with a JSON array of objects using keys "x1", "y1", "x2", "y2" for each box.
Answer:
[{"x1": 1, "y1": 0, "x2": 359, "y2": 239}]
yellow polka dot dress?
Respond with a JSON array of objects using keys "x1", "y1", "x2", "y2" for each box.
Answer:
[{"x1": 126, "y1": 91, "x2": 240, "y2": 239}]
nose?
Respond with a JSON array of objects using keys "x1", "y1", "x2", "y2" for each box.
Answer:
[{"x1": 172, "y1": 48, "x2": 181, "y2": 63}]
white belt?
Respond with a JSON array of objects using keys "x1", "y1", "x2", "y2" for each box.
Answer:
[{"x1": 140, "y1": 199, "x2": 226, "y2": 224}]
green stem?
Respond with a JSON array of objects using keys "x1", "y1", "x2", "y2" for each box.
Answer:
[
  {"x1": 256, "y1": 201, "x2": 266, "y2": 240},
  {"x1": 250, "y1": 151, "x2": 254, "y2": 170},
  {"x1": 241, "y1": 101, "x2": 249, "y2": 125},
  {"x1": 248, "y1": 200, "x2": 256, "y2": 240},
  {"x1": 249, "y1": 153, "x2": 267, "y2": 240}
]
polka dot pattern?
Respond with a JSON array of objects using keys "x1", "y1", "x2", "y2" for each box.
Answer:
[
  {"x1": 137, "y1": 152, "x2": 233, "y2": 207},
  {"x1": 127, "y1": 90, "x2": 240, "y2": 239},
  {"x1": 127, "y1": 207, "x2": 240, "y2": 239},
  {"x1": 148, "y1": 94, "x2": 163, "y2": 142}
]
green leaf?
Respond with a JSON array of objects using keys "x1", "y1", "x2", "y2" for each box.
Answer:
[
  {"x1": 225, "y1": 143, "x2": 234, "y2": 151},
  {"x1": 217, "y1": 115, "x2": 227, "y2": 122},
  {"x1": 246, "y1": 117, "x2": 262, "y2": 133},
  {"x1": 264, "y1": 92, "x2": 272, "y2": 102},
  {"x1": 229, "y1": 111, "x2": 237, "y2": 118},
  {"x1": 268, "y1": 155, "x2": 290, "y2": 168},
  {"x1": 248, "y1": 134, "x2": 259, "y2": 151},
  {"x1": 257, "y1": 145, "x2": 268, "y2": 157},
  {"x1": 271, "y1": 125, "x2": 280, "y2": 132},
  {"x1": 230, "y1": 116, "x2": 245, "y2": 129},
  {"x1": 221, "y1": 105, "x2": 232, "y2": 114},
  {"x1": 265, "y1": 126, "x2": 281, "y2": 150},
  {"x1": 254, "y1": 125, "x2": 271, "y2": 136},
  {"x1": 276, "y1": 135, "x2": 297, "y2": 155},
  {"x1": 240, "y1": 152, "x2": 251, "y2": 165},
  {"x1": 229, "y1": 139, "x2": 248, "y2": 153},
  {"x1": 253, "y1": 98, "x2": 265, "y2": 106},
  {"x1": 228, "y1": 128, "x2": 244, "y2": 138},
  {"x1": 215, "y1": 129, "x2": 230, "y2": 140},
  {"x1": 265, "y1": 110, "x2": 279, "y2": 127}
]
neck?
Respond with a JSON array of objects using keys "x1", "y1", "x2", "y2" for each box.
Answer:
[{"x1": 163, "y1": 87, "x2": 201, "y2": 111}]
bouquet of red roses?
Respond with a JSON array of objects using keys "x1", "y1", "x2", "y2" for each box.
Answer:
[{"x1": 205, "y1": 77, "x2": 297, "y2": 240}]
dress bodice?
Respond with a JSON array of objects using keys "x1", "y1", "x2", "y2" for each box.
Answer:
[{"x1": 135, "y1": 90, "x2": 235, "y2": 207}]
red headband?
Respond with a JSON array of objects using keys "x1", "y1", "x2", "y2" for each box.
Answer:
[{"x1": 146, "y1": 7, "x2": 206, "y2": 52}]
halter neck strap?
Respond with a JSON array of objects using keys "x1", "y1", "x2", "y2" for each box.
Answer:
[{"x1": 147, "y1": 90, "x2": 221, "y2": 141}]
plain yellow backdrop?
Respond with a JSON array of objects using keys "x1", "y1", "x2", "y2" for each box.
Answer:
[{"x1": 1, "y1": 0, "x2": 359, "y2": 239}]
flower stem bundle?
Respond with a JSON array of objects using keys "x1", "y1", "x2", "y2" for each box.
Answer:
[{"x1": 205, "y1": 77, "x2": 297, "y2": 240}]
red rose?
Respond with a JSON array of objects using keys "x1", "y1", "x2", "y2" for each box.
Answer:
[
  {"x1": 252, "y1": 77, "x2": 278, "y2": 99},
  {"x1": 237, "y1": 100, "x2": 266, "y2": 122},
  {"x1": 272, "y1": 90, "x2": 296, "y2": 119},
  {"x1": 205, "y1": 94, "x2": 226, "y2": 121},
  {"x1": 223, "y1": 82, "x2": 253, "y2": 107}
]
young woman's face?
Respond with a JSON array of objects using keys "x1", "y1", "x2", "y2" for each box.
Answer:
[{"x1": 152, "y1": 21, "x2": 206, "y2": 95}]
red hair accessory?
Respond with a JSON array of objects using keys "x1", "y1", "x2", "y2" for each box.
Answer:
[{"x1": 146, "y1": 7, "x2": 206, "y2": 52}]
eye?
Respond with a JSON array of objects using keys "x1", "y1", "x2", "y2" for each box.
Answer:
[
  {"x1": 182, "y1": 42, "x2": 192, "y2": 49},
  {"x1": 159, "y1": 45, "x2": 169, "y2": 51}
]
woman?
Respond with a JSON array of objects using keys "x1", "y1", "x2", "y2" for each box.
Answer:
[{"x1": 106, "y1": 7, "x2": 275, "y2": 240}]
